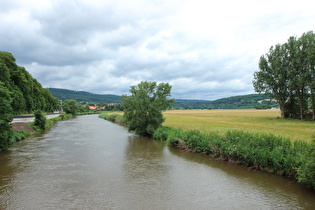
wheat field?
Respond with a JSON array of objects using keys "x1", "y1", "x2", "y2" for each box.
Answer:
[{"x1": 163, "y1": 109, "x2": 315, "y2": 142}]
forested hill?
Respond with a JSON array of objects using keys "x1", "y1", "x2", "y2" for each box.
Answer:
[
  {"x1": 210, "y1": 94, "x2": 278, "y2": 109},
  {"x1": 48, "y1": 88, "x2": 122, "y2": 103},
  {"x1": 174, "y1": 94, "x2": 277, "y2": 109},
  {"x1": 48, "y1": 88, "x2": 277, "y2": 109},
  {"x1": 0, "y1": 52, "x2": 58, "y2": 114}
]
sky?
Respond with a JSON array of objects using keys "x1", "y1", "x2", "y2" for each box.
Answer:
[{"x1": 1, "y1": 0, "x2": 314, "y2": 100}]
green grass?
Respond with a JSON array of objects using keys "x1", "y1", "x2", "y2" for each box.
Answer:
[{"x1": 163, "y1": 109, "x2": 315, "y2": 142}]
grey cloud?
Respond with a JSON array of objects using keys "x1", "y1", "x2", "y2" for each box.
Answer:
[{"x1": 2, "y1": 0, "x2": 314, "y2": 100}]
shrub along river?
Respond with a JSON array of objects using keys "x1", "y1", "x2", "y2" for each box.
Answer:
[{"x1": 0, "y1": 115, "x2": 314, "y2": 209}]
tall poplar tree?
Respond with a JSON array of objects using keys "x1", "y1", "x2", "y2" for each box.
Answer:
[
  {"x1": 253, "y1": 44, "x2": 290, "y2": 119},
  {"x1": 300, "y1": 31, "x2": 315, "y2": 119},
  {"x1": 254, "y1": 31, "x2": 315, "y2": 119}
]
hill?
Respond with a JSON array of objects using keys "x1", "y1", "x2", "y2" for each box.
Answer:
[
  {"x1": 48, "y1": 88, "x2": 122, "y2": 103},
  {"x1": 48, "y1": 88, "x2": 277, "y2": 109},
  {"x1": 173, "y1": 99, "x2": 212, "y2": 109},
  {"x1": 210, "y1": 94, "x2": 278, "y2": 109}
]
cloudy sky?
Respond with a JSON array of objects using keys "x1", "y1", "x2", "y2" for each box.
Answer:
[{"x1": 1, "y1": 0, "x2": 314, "y2": 100}]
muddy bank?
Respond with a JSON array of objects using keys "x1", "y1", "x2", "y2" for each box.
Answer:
[{"x1": 11, "y1": 122, "x2": 35, "y2": 134}]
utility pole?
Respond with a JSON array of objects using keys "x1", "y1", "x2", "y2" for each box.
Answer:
[{"x1": 59, "y1": 100, "x2": 63, "y2": 112}]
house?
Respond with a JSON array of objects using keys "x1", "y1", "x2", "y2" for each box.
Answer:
[{"x1": 88, "y1": 106, "x2": 105, "y2": 110}]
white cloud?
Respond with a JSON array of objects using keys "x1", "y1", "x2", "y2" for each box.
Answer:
[{"x1": 1, "y1": 0, "x2": 314, "y2": 99}]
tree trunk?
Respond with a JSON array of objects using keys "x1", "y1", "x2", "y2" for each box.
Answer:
[
  {"x1": 279, "y1": 102, "x2": 286, "y2": 119},
  {"x1": 298, "y1": 90, "x2": 305, "y2": 120},
  {"x1": 311, "y1": 91, "x2": 315, "y2": 120},
  {"x1": 299, "y1": 98, "x2": 304, "y2": 120}
]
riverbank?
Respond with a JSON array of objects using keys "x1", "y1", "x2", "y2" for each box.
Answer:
[
  {"x1": 5, "y1": 113, "x2": 74, "y2": 151},
  {"x1": 99, "y1": 112, "x2": 315, "y2": 189},
  {"x1": 12, "y1": 123, "x2": 35, "y2": 134}
]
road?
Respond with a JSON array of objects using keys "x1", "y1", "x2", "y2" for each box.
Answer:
[{"x1": 12, "y1": 113, "x2": 60, "y2": 123}]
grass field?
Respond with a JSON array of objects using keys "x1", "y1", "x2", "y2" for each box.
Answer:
[{"x1": 163, "y1": 109, "x2": 315, "y2": 142}]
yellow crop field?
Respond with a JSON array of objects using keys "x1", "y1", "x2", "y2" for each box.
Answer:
[{"x1": 163, "y1": 109, "x2": 315, "y2": 142}]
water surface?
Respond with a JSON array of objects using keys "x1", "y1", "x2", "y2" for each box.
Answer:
[{"x1": 1, "y1": 115, "x2": 314, "y2": 209}]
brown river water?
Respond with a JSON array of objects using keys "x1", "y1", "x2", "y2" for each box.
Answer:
[{"x1": 1, "y1": 115, "x2": 314, "y2": 209}]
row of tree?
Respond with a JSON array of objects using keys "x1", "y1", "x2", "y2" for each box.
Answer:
[
  {"x1": 0, "y1": 52, "x2": 59, "y2": 114},
  {"x1": 1, "y1": 52, "x2": 60, "y2": 150},
  {"x1": 253, "y1": 31, "x2": 315, "y2": 119}
]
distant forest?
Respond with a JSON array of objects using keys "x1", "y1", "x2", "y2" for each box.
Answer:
[
  {"x1": 48, "y1": 88, "x2": 278, "y2": 109},
  {"x1": 48, "y1": 88, "x2": 121, "y2": 104}
]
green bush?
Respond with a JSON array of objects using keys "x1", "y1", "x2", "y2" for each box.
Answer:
[
  {"x1": 62, "y1": 100, "x2": 79, "y2": 116},
  {"x1": 153, "y1": 126, "x2": 173, "y2": 140},
  {"x1": 182, "y1": 130, "x2": 210, "y2": 152},
  {"x1": 34, "y1": 110, "x2": 46, "y2": 130},
  {"x1": 152, "y1": 126, "x2": 312, "y2": 187},
  {"x1": 297, "y1": 140, "x2": 315, "y2": 189},
  {"x1": 12, "y1": 131, "x2": 31, "y2": 142},
  {"x1": 152, "y1": 126, "x2": 183, "y2": 146},
  {"x1": 99, "y1": 113, "x2": 116, "y2": 122}
]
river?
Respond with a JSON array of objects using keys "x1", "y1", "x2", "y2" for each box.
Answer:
[{"x1": 1, "y1": 115, "x2": 314, "y2": 209}]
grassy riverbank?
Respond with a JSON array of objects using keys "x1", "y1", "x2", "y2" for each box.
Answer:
[{"x1": 100, "y1": 110, "x2": 315, "y2": 188}]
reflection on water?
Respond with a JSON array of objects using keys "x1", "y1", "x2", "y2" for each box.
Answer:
[{"x1": 0, "y1": 115, "x2": 314, "y2": 209}]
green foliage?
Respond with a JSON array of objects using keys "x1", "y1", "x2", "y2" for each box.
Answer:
[
  {"x1": 62, "y1": 100, "x2": 79, "y2": 116},
  {"x1": 0, "y1": 51, "x2": 59, "y2": 114},
  {"x1": 173, "y1": 94, "x2": 277, "y2": 109},
  {"x1": 122, "y1": 81, "x2": 175, "y2": 136},
  {"x1": 11, "y1": 131, "x2": 31, "y2": 142},
  {"x1": 152, "y1": 126, "x2": 314, "y2": 187},
  {"x1": 50, "y1": 113, "x2": 73, "y2": 121},
  {"x1": 0, "y1": 81, "x2": 14, "y2": 151},
  {"x1": 99, "y1": 112, "x2": 126, "y2": 126},
  {"x1": 153, "y1": 126, "x2": 174, "y2": 140},
  {"x1": 253, "y1": 31, "x2": 315, "y2": 119},
  {"x1": 210, "y1": 94, "x2": 277, "y2": 109},
  {"x1": 153, "y1": 126, "x2": 183, "y2": 146},
  {"x1": 49, "y1": 87, "x2": 276, "y2": 110},
  {"x1": 99, "y1": 113, "x2": 119, "y2": 122},
  {"x1": 34, "y1": 110, "x2": 46, "y2": 130},
  {"x1": 297, "y1": 140, "x2": 315, "y2": 189}
]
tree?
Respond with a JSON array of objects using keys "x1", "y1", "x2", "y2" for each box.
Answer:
[
  {"x1": 300, "y1": 31, "x2": 315, "y2": 119},
  {"x1": 297, "y1": 139, "x2": 315, "y2": 189},
  {"x1": 121, "y1": 81, "x2": 175, "y2": 136},
  {"x1": 34, "y1": 110, "x2": 46, "y2": 130},
  {"x1": 286, "y1": 36, "x2": 309, "y2": 120},
  {"x1": 62, "y1": 100, "x2": 79, "y2": 115},
  {"x1": 0, "y1": 51, "x2": 59, "y2": 114},
  {"x1": 253, "y1": 44, "x2": 291, "y2": 119},
  {"x1": 253, "y1": 31, "x2": 315, "y2": 119},
  {"x1": 0, "y1": 81, "x2": 14, "y2": 151}
]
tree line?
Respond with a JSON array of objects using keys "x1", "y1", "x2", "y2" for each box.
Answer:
[
  {"x1": 0, "y1": 52, "x2": 59, "y2": 114},
  {"x1": 253, "y1": 31, "x2": 315, "y2": 119},
  {"x1": 0, "y1": 52, "x2": 59, "y2": 151}
]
